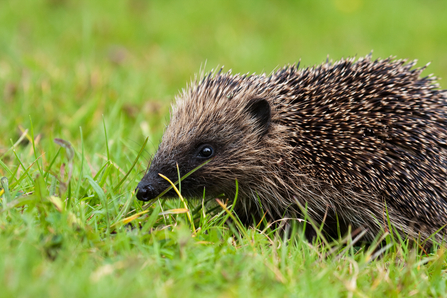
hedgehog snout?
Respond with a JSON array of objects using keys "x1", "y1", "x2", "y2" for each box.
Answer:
[{"x1": 135, "y1": 180, "x2": 159, "y2": 201}]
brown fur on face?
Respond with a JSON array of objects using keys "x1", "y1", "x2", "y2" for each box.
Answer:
[{"x1": 137, "y1": 55, "x2": 447, "y2": 243}]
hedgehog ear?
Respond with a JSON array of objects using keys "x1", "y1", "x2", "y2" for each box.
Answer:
[{"x1": 245, "y1": 98, "x2": 271, "y2": 136}]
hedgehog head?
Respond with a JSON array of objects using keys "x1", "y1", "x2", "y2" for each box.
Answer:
[{"x1": 136, "y1": 72, "x2": 289, "y2": 202}]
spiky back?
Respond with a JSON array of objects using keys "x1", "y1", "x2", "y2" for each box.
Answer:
[{"x1": 271, "y1": 57, "x2": 447, "y2": 223}]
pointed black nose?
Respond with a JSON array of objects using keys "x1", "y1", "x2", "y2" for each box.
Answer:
[{"x1": 135, "y1": 182, "x2": 156, "y2": 201}]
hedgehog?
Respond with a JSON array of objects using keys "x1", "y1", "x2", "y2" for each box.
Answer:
[{"x1": 136, "y1": 55, "x2": 447, "y2": 243}]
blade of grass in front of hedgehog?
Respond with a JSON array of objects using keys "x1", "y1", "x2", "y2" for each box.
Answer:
[
  {"x1": 383, "y1": 201, "x2": 397, "y2": 249},
  {"x1": 159, "y1": 173, "x2": 196, "y2": 233},
  {"x1": 294, "y1": 198, "x2": 331, "y2": 248},
  {"x1": 215, "y1": 198, "x2": 251, "y2": 246},
  {"x1": 140, "y1": 158, "x2": 214, "y2": 210},
  {"x1": 421, "y1": 224, "x2": 447, "y2": 253},
  {"x1": 219, "y1": 179, "x2": 239, "y2": 226}
]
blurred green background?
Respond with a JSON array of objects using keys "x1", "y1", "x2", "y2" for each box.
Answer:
[{"x1": 1, "y1": 0, "x2": 447, "y2": 156}]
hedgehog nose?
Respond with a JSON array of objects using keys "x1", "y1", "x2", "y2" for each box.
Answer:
[{"x1": 135, "y1": 182, "x2": 156, "y2": 201}]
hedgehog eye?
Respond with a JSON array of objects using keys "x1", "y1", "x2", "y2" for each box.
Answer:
[{"x1": 197, "y1": 145, "x2": 214, "y2": 158}]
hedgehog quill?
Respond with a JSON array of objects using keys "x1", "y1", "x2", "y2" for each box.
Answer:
[{"x1": 136, "y1": 55, "x2": 447, "y2": 243}]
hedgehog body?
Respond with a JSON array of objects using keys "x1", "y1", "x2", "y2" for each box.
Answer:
[{"x1": 136, "y1": 56, "x2": 447, "y2": 242}]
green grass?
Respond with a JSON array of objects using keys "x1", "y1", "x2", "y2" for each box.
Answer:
[{"x1": 1, "y1": 0, "x2": 447, "y2": 297}]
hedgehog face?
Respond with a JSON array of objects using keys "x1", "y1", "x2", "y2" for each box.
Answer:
[{"x1": 136, "y1": 96, "x2": 272, "y2": 202}]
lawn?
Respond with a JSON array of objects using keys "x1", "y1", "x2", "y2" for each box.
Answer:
[{"x1": 1, "y1": 0, "x2": 447, "y2": 297}]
